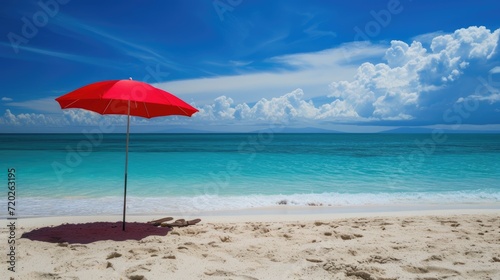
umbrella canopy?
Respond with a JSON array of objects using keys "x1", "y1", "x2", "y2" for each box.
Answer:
[
  {"x1": 55, "y1": 79, "x2": 198, "y2": 231},
  {"x1": 55, "y1": 79, "x2": 198, "y2": 118}
]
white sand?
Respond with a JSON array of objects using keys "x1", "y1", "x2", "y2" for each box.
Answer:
[{"x1": 2, "y1": 207, "x2": 499, "y2": 280}]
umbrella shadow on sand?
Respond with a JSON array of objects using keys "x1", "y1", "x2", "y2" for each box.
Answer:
[{"x1": 21, "y1": 222, "x2": 171, "y2": 244}]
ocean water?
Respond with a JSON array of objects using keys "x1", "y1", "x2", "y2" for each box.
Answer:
[{"x1": 1, "y1": 133, "x2": 499, "y2": 217}]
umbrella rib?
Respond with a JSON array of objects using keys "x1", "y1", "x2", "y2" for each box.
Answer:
[
  {"x1": 163, "y1": 94, "x2": 192, "y2": 116},
  {"x1": 143, "y1": 102, "x2": 150, "y2": 118},
  {"x1": 176, "y1": 105, "x2": 190, "y2": 115},
  {"x1": 102, "y1": 99, "x2": 113, "y2": 114},
  {"x1": 62, "y1": 99, "x2": 80, "y2": 109}
]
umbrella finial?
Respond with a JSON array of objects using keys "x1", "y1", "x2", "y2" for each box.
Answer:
[{"x1": 129, "y1": 77, "x2": 132, "y2": 80}]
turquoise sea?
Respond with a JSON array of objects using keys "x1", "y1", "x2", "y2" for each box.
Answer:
[{"x1": 1, "y1": 133, "x2": 499, "y2": 217}]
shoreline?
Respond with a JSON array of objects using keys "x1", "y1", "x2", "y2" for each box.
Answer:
[
  {"x1": 11, "y1": 191, "x2": 500, "y2": 218},
  {"x1": 11, "y1": 205, "x2": 500, "y2": 227}
]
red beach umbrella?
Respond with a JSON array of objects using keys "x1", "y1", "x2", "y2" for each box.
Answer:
[{"x1": 55, "y1": 78, "x2": 198, "y2": 230}]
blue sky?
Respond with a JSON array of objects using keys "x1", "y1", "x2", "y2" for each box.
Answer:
[{"x1": 1, "y1": 0, "x2": 499, "y2": 133}]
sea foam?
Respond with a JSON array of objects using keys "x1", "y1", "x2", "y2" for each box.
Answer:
[{"x1": 11, "y1": 190, "x2": 500, "y2": 217}]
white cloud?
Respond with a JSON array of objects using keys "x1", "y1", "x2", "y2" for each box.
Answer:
[
  {"x1": 154, "y1": 42, "x2": 387, "y2": 104},
  {"x1": 268, "y1": 42, "x2": 385, "y2": 68},
  {"x1": 6, "y1": 97, "x2": 62, "y2": 113},
  {"x1": 0, "y1": 109, "x2": 63, "y2": 126},
  {"x1": 430, "y1": 26, "x2": 499, "y2": 59},
  {"x1": 458, "y1": 93, "x2": 500, "y2": 104},
  {"x1": 411, "y1": 31, "x2": 446, "y2": 45},
  {"x1": 62, "y1": 109, "x2": 106, "y2": 125},
  {"x1": 1, "y1": 97, "x2": 13, "y2": 102},
  {"x1": 194, "y1": 88, "x2": 360, "y2": 123},
  {"x1": 328, "y1": 26, "x2": 500, "y2": 121},
  {"x1": 229, "y1": 60, "x2": 253, "y2": 67},
  {"x1": 159, "y1": 26, "x2": 499, "y2": 125},
  {"x1": 490, "y1": 66, "x2": 500, "y2": 74},
  {"x1": 0, "y1": 109, "x2": 106, "y2": 127},
  {"x1": 0, "y1": 107, "x2": 194, "y2": 130}
]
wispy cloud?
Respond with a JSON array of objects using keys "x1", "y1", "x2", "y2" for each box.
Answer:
[
  {"x1": 281, "y1": 11, "x2": 338, "y2": 48},
  {"x1": 269, "y1": 41, "x2": 385, "y2": 68},
  {"x1": 0, "y1": 42, "x2": 123, "y2": 69},
  {"x1": 490, "y1": 66, "x2": 500, "y2": 74},
  {"x1": 155, "y1": 42, "x2": 386, "y2": 104},
  {"x1": 50, "y1": 14, "x2": 185, "y2": 75},
  {"x1": 411, "y1": 31, "x2": 446, "y2": 45},
  {"x1": 1, "y1": 97, "x2": 13, "y2": 102},
  {"x1": 6, "y1": 96, "x2": 61, "y2": 113},
  {"x1": 229, "y1": 60, "x2": 253, "y2": 67},
  {"x1": 303, "y1": 23, "x2": 337, "y2": 39},
  {"x1": 203, "y1": 60, "x2": 254, "y2": 69},
  {"x1": 1, "y1": 13, "x2": 186, "y2": 77}
]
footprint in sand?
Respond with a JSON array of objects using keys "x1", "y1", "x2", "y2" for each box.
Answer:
[
  {"x1": 338, "y1": 233, "x2": 363, "y2": 240},
  {"x1": 403, "y1": 265, "x2": 460, "y2": 277},
  {"x1": 126, "y1": 248, "x2": 159, "y2": 260},
  {"x1": 33, "y1": 272, "x2": 78, "y2": 279},
  {"x1": 366, "y1": 255, "x2": 400, "y2": 264},
  {"x1": 204, "y1": 269, "x2": 258, "y2": 280},
  {"x1": 126, "y1": 263, "x2": 152, "y2": 275},
  {"x1": 424, "y1": 255, "x2": 443, "y2": 262},
  {"x1": 220, "y1": 236, "x2": 232, "y2": 242},
  {"x1": 106, "y1": 252, "x2": 122, "y2": 260},
  {"x1": 128, "y1": 275, "x2": 146, "y2": 280},
  {"x1": 204, "y1": 269, "x2": 234, "y2": 276},
  {"x1": 402, "y1": 265, "x2": 429, "y2": 274}
]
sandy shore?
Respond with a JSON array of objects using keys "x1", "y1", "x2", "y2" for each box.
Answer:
[{"x1": 2, "y1": 208, "x2": 499, "y2": 280}]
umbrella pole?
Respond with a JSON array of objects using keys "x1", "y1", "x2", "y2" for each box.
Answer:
[{"x1": 122, "y1": 100, "x2": 131, "y2": 231}]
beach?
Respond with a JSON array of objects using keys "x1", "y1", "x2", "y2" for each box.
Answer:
[
  {"x1": 4, "y1": 208, "x2": 500, "y2": 280},
  {"x1": 1, "y1": 134, "x2": 499, "y2": 279}
]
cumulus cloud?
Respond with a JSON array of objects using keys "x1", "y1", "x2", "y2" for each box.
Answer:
[
  {"x1": 194, "y1": 89, "x2": 359, "y2": 123},
  {"x1": 0, "y1": 107, "x2": 199, "y2": 132},
  {"x1": 193, "y1": 26, "x2": 499, "y2": 126},
  {"x1": 0, "y1": 109, "x2": 64, "y2": 126},
  {"x1": 191, "y1": 26, "x2": 499, "y2": 126},
  {"x1": 0, "y1": 109, "x2": 127, "y2": 128},
  {"x1": 328, "y1": 26, "x2": 500, "y2": 121}
]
